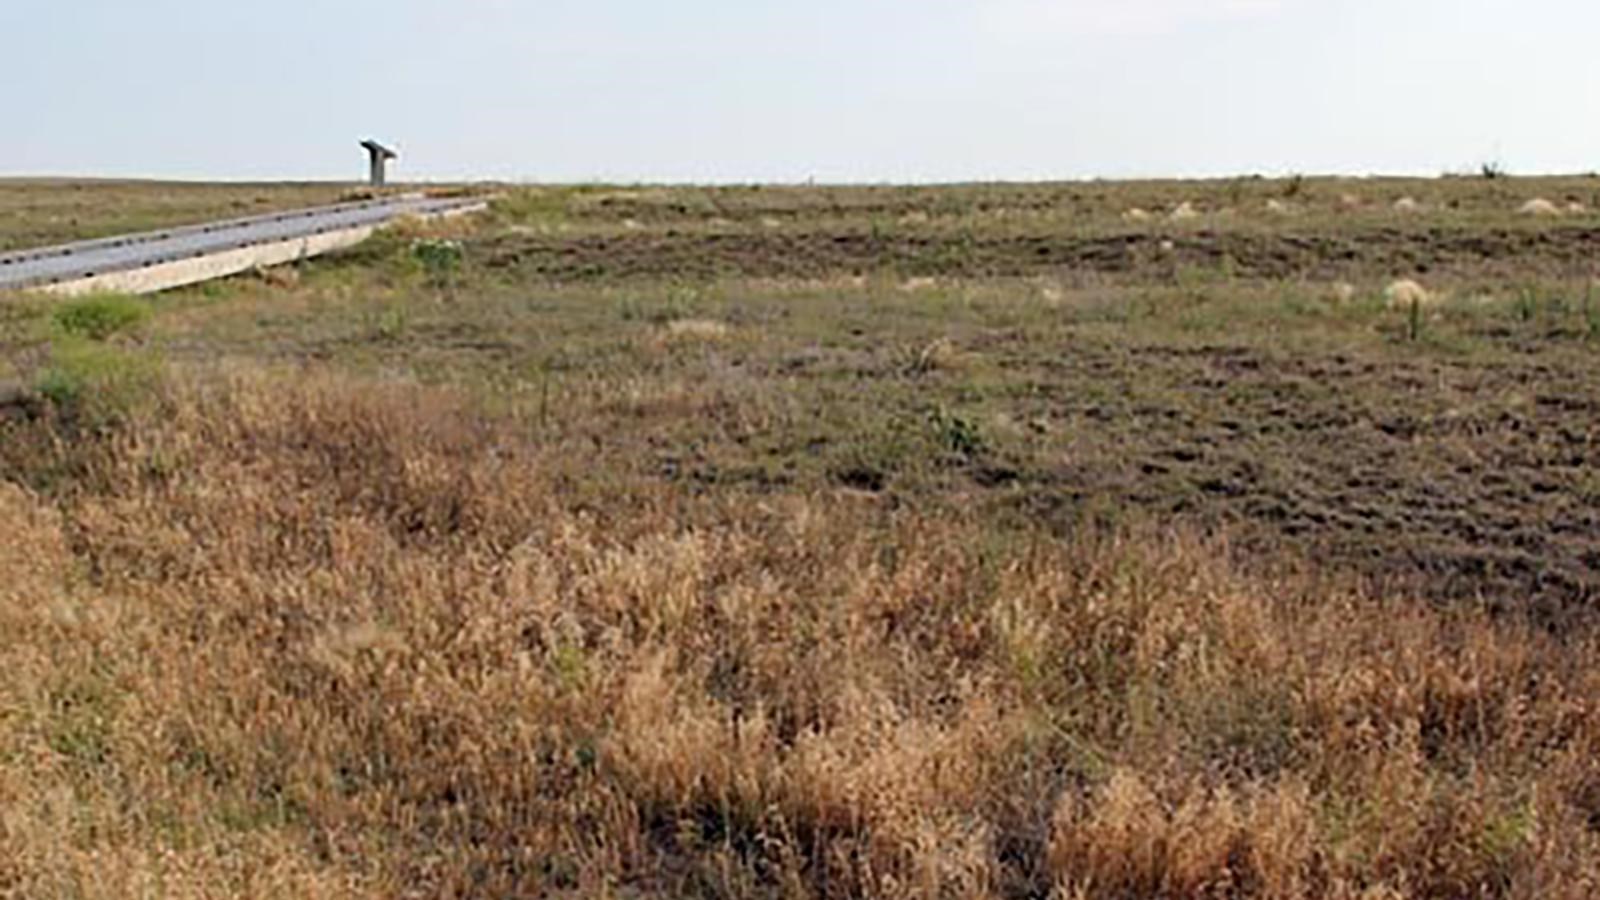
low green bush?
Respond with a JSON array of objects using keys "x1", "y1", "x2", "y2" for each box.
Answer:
[
  {"x1": 51, "y1": 294, "x2": 150, "y2": 341},
  {"x1": 411, "y1": 238, "x2": 465, "y2": 288}
]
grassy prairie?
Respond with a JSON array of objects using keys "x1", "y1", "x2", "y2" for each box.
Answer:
[{"x1": 2, "y1": 177, "x2": 1600, "y2": 898}]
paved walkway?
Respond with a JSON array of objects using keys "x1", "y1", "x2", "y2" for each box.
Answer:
[{"x1": 0, "y1": 194, "x2": 483, "y2": 292}]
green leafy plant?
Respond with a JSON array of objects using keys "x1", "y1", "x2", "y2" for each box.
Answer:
[
  {"x1": 371, "y1": 304, "x2": 411, "y2": 342},
  {"x1": 410, "y1": 238, "x2": 465, "y2": 289},
  {"x1": 51, "y1": 294, "x2": 150, "y2": 341},
  {"x1": 930, "y1": 406, "x2": 985, "y2": 458}
]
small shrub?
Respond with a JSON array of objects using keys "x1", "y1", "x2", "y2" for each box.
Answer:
[
  {"x1": 51, "y1": 294, "x2": 150, "y2": 341},
  {"x1": 369, "y1": 304, "x2": 411, "y2": 342},
  {"x1": 410, "y1": 238, "x2": 464, "y2": 288},
  {"x1": 930, "y1": 406, "x2": 985, "y2": 458}
]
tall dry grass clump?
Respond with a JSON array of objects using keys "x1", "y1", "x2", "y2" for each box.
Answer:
[{"x1": 1, "y1": 368, "x2": 1598, "y2": 898}]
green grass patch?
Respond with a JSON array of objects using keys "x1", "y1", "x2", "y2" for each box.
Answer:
[
  {"x1": 51, "y1": 293, "x2": 151, "y2": 341},
  {"x1": 36, "y1": 337, "x2": 161, "y2": 424}
]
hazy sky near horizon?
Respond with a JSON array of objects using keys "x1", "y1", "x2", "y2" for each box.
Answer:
[{"x1": 4, "y1": 0, "x2": 1597, "y2": 182}]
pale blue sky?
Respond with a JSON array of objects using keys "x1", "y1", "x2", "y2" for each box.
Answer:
[{"x1": 4, "y1": 0, "x2": 1597, "y2": 182}]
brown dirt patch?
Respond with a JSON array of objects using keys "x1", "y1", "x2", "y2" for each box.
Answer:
[
  {"x1": 478, "y1": 226, "x2": 1600, "y2": 284},
  {"x1": 977, "y1": 338, "x2": 1600, "y2": 617}
]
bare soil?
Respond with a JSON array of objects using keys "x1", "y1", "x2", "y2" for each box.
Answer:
[
  {"x1": 968, "y1": 337, "x2": 1600, "y2": 616},
  {"x1": 479, "y1": 225, "x2": 1600, "y2": 284}
]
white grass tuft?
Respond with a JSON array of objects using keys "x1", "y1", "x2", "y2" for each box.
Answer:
[
  {"x1": 1519, "y1": 198, "x2": 1562, "y2": 217},
  {"x1": 1392, "y1": 197, "x2": 1421, "y2": 214},
  {"x1": 1168, "y1": 202, "x2": 1199, "y2": 222},
  {"x1": 1122, "y1": 208, "x2": 1153, "y2": 223},
  {"x1": 1384, "y1": 278, "x2": 1435, "y2": 310},
  {"x1": 663, "y1": 319, "x2": 732, "y2": 341}
]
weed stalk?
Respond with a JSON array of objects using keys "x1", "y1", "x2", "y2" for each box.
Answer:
[{"x1": 1585, "y1": 280, "x2": 1597, "y2": 341}]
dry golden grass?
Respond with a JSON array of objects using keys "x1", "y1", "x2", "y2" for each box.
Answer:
[
  {"x1": 2, "y1": 367, "x2": 1598, "y2": 898},
  {"x1": 662, "y1": 318, "x2": 734, "y2": 342}
]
